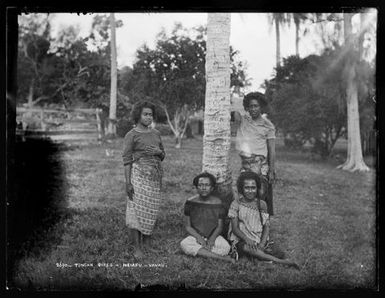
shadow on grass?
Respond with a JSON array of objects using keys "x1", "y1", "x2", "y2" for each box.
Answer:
[
  {"x1": 276, "y1": 145, "x2": 376, "y2": 169},
  {"x1": 7, "y1": 138, "x2": 70, "y2": 289},
  {"x1": 8, "y1": 136, "x2": 376, "y2": 290}
]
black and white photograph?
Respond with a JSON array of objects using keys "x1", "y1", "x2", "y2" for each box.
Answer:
[{"x1": 5, "y1": 3, "x2": 379, "y2": 291}]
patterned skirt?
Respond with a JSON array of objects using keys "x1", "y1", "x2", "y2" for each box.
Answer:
[
  {"x1": 239, "y1": 154, "x2": 274, "y2": 215},
  {"x1": 126, "y1": 158, "x2": 163, "y2": 235},
  {"x1": 240, "y1": 154, "x2": 269, "y2": 176}
]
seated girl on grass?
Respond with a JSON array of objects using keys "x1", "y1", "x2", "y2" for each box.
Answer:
[
  {"x1": 228, "y1": 171, "x2": 300, "y2": 269},
  {"x1": 180, "y1": 172, "x2": 235, "y2": 263}
]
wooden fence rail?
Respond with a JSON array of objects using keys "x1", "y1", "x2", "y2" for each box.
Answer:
[{"x1": 16, "y1": 107, "x2": 103, "y2": 142}]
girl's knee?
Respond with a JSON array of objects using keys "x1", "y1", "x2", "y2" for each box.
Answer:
[
  {"x1": 180, "y1": 236, "x2": 200, "y2": 256},
  {"x1": 214, "y1": 236, "x2": 231, "y2": 255},
  {"x1": 180, "y1": 237, "x2": 192, "y2": 251}
]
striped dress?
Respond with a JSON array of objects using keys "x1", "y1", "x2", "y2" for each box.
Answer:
[{"x1": 227, "y1": 196, "x2": 269, "y2": 245}]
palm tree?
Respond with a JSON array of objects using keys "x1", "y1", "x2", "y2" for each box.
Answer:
[
  {"x1": 337, "y1": 13, "x2": 369, "y2": 172},
  {"x1": 107, "y1": 12, "x2": 117, "y2": 137},
  {"x1": 268, "y1": 13, "x2": 291, "y2": 68},
  {"x1": 292, "y1": 13, "x2": 308, "y2": 56},
  {"x1": 203, "y1": 13, "x2": 233, "y2": 207}
]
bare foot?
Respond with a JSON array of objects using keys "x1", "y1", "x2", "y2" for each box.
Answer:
[
  {"x1": 289, "y1": 262, "x2": 300, "y2": 270},
  {"x1": 142, "y1": 235, "x2": 151, "y2": 247},
  {"x1": 144, "y1": 246, "x2": 158, "y2": 254},
  {"x1": 282, "y1": 260, "x2": 300, "y2": 270},
  {"x1": 223, "y1": 256, "x2": 236, "y2": 264}
]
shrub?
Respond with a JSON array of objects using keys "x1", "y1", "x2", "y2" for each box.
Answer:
[
  {"x1": 116, "y1": 118, "x2": 134, "y2": 138},
  {"x1": 265, "y1": 54, "x2": 346, "y2": 158},
  {"x1": 155, "y1": 123, "x2": 174, "y2": 136}
]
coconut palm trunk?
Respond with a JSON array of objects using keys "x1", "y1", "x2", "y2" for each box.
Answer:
[
  {"x1": 107, "y1": 13, "x2": 117, "y2": 137},
  {"x1": 203, "y1": 13, "x2": 233, "y2": 208},
  {"x1": 337, "y1": 13, "x2": 369, "y2": 172},
  {"x1": 275, "y1": 17, "x2": 281, "y2": 68},
  {"x1": 269, "y1": 13, "x2": 290, "y2": 69},
  {"x1": 294, "y1": 15, "x2": 300, "y2": 56}
]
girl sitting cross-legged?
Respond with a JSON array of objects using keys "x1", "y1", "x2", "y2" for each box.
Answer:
[
  {"x1": 228, "y1": 171, "x2": 300, "y2": 269},
  {"x1": 180, "y1": 172, "x2": 235, "y2": 263}
]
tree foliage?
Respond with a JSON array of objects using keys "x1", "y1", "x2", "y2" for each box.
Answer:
[
  {"x1": 17, "y1": 14, "x2": 56, "y2": 106},
  {"x1": 123, "y1": 23, "x2": 249, "y2": 146},
  {"x1": 16, "y1": 15, "x2": 249, "y2": 142},
  {"x1": 265, "y1": 49, "x2": 375, "y2": 158},
  {"x1": 17, "y1": 13, "x2": 126, "y2": 110}
]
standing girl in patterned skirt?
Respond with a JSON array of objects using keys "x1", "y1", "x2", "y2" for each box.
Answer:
[
  {"x1": 122, "y1": 101, "x2": 165, "y2": 258},
  {"x1": 233, "y1": 92, "x2": 276, "y2": 216}
]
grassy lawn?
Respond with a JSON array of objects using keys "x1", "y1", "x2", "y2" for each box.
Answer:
[{"x1": 11, "y1": 136, "x2": 377, "y2": 290}]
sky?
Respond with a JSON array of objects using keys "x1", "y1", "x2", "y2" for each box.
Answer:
[{"x1": 48, "y1": 12, "x2": 376, "y2": 92}]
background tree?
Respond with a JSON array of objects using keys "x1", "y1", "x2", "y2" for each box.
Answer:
[
  {"x1": 126, "y1": 23, "x2": 249, "y2": 148},
  {"x1": 107, "y1": 13, "x2": 118, "y2": 137},
  {"x1": 337, "y1": 13, "x2": 370, "y2": 171},
  {"x1": 128, "y1": 25, "x2": 205, "y2": 148},
  {"x1": 268, "y1": 13, "x2": 291, "y2": 68},
  {"x1": 51, "y1": 26, "x2": 110, "y2": 108},
  {"x1": 292, "y1": 13, "x2": 309, "y2": 56},
  {"x1": 17, "y1": 14, "x2": 56, "y2": 108},
  {"x1": 203, "y1": 13, "x2": 233, "y2": 209},
  {"x1": 17, "y1": 13, "x2": 119, "y2": 110},
  {"x1": 265, "y1": 41, "x2": 375, "y2": 159},
  {"x1": 265, "y1": 53, "x2": 347, "y2": 158}
]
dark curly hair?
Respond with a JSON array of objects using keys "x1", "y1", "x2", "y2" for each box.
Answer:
[
  {"x1": 193, "y1": 172, "x2": 217, "y2": 188},
  {"x1": 237, "y1": 171, "x2": 261, "y2": 196},
  {"x1": 130, "y1": 101, "x2": 156, "y2": 124},
  {"x1": 243, "y1": 92, "x2": 268, "y2": 110}
]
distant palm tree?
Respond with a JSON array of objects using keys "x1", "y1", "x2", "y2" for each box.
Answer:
[
  {"x1": 292, "y1": 13, "x2": 308, "y2": 56},
  {"x1": 268, "y1": 13, "x2": 291, "y2": 68},
  {"x1": 107, "y1": 13, "x2": 117, "y2": 137}
]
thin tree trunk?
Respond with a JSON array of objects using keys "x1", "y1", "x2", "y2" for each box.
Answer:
[
  {"x1": 203, "y1": 13, "x2": 233, "y2": 209},
  {"x1": 275, "y1": 18, "x2": 281, "y2": 68},
  {"x1": 163, "y1": 105, "x2": 185, "y2": 149},
  {"x1": 185, "y1": 122, "x2": 194, "y2": 139},
  {"x1": 337, "y1": 13, "x2": 369, "y2": 172},
  {"x1": 27, "y1": 79, "x2": 34, "y2": 108},
  {"x1": 163, "y1": 106, "x2": 178, "y2": 136},
  {"x1": 175, "y1": 135, "x2": 182, "y2": 149},
  {"x1": 107, "y1": 13, "x2": 117, "y2": 137},
  {"x1": 175, "y1": 108, "x2": 190, "y2": 149},
  {"x1": 295, "y1": 18, "x2": 300, "y2": 56}
]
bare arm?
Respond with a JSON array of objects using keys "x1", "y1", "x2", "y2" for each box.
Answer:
[
  {"x1": 207, "y1": 218, "x2": 224, "y2": 248},
  {"x1": 233, "y1": 111, "x2": 242, "y2": 129},
  {"x1": 259, "y1": 219, "x2": 270, "y2": 248},
  {"x1": 146, "y1": 133, "x2": 166, "y2": 160},
  {"x1": 267, "y1": 138, "x2": 276, "y2": 182},
  {"x1": 124, "y1": 164, "x2": 134, "y2": 199},
  {"x1": 185, "y1": 216, "x2": 206, "y2": 246},
  {"x1": 122, "y1": 132, "x2": 134, "y2": 198},
  {"x1": 158, "y1": 137, "x2": 166, "y2": 161},
  {"x1": 230, "y1": 217, "x2": 256, "y2": 247},
  {"x1": 124, "y1": 164, "x2": 132, "y2": 183}
]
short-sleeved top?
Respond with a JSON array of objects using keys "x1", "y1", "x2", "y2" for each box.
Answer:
[
  {"x1": 228, "y1": 196, "x2": 269, "y2": 244},
  {"x1": 235, "y1": 114, "x2": 276, "y2": 158},
  {"x1": 122, "y1": 128, "x2": 165, "y2": 166},
  {"x1": 184, "y1": 198, "x2": 227, "y2": 239}
]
